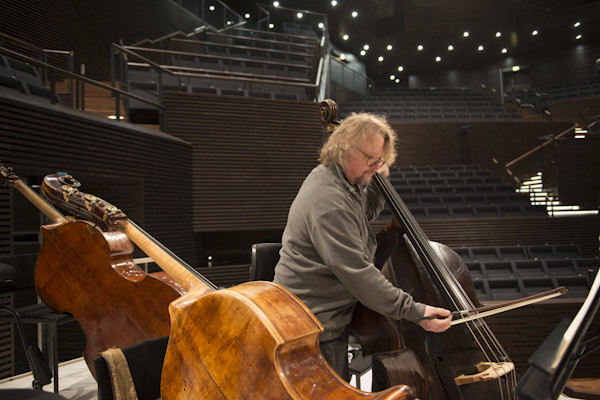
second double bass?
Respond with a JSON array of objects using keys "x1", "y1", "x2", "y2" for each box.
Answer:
[{"x1": 319, "y1": 100, "x2": 518, "y2": 400}]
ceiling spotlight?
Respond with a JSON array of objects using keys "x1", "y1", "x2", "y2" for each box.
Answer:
[
  {"x1": 448, "y1": 45, "x2": 454, "y2": 51},
  {"x1": 363, "y1": 44, "x2": 370, "y2": 50},
  {"x1": 532, "y1": 30, "x2": 538, "y2": 36},
  {"x1": 496, "y1": 32, "x2": 502, "y2": 37},
  {"x1": 435, "y1": 56, "x2": 441, "y2": 62},
  {"x1": 576, "y1": 34, "x2": 582, "y2": 39},
  {"x1": 343, "y1": 34, "x2": 349, "y2": 40},
  {"x1": 512, "y1": 65, "x2": 520, "y2": 72},
  {"x1": 340, "y1": 54, "x2": 346, "y2": 60},
  {"x1": 209, "y1": 5, "x2": 215, "y2": 11},
  {"x1": 360, "y1": 50, "x2": 366, "y2": 56},
  {"x1": 352, "y1": 11, "x2": 358, "y2": 18},
  {"x1": 378, "y1": 56, "x2": 384, "y2": 62},
  {"x1": 574, "y1": 21, "x2": 581, "y2": 27},
  {"x1": 417, "y1": 44, "x2": 423, "y2": 51},
  {"x1": 244, "y1": 13, "x2": 250, "y2": 19},
  {"x1": 398, "y1": 66, "x2": 404, "y2": 72},
  {"x1": 268, "y1": 23, "x2": 274, "y2": 29},
  {"x1": 318, "y1": 22, "x2": 324, "y2": 29},
  {"x1": 387, "y1": 45, "x2": 393, "y2": 51},
  {"x1": 395, "y1": 79, "x2": 400, "y2": 83},
  {"x1": 297, "y1": 12, "x2": 303, "y2": 19},
  {"x1": 331, "y1": 0, "x2": 338, "y2": 6},
  {"x1": 502, "y1": 48, "x2": 507, "y2": 53},
  {"x1": 390, "y1": 75, "x2": 396, "y2": 80},
  {"x1": 463, "y1": 31, "x2": 469, "y2": 37},
  {"x1": 478, "y1": 45, "x2": 484, "y2": 51},
  {"x1": 273, "y1": 1, "x2": 279, "y2": 7}
]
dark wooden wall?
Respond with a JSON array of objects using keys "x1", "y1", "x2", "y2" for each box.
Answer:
[
  {"x1": 391, "y1": 120, "x2": 573, "y2": 171},
  {"x1": 0, "y1": 0, "x2": 202, "y2": 80},
  {"x1": 557, "y1": 136, "x2": 600, "y2": 209},
  {"x1": 163, "y1": 92, "x2": 324, "y2": 233},
  {"x1": 0, "y1": 92, "x2": 196, "y2": 265}
]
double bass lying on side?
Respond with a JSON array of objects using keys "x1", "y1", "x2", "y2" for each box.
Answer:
[
  {"x1": 42, "y1": 173, "x2": 417, "y2": 399},
  {"x1": 0, "y1": 164, "x2": 183, "y2": 376}
]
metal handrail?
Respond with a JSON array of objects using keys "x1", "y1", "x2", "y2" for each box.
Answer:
[{"x1": 0, "y1": 46, "x2": 164, "y2": 115}]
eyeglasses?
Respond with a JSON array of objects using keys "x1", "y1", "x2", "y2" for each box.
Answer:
[{"x1": 358, "y1": 149, "x2": 385, "y2": 168}]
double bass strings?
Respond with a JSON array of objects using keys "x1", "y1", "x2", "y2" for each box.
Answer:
[{"x1": 375, "y1": 173, "x2": 518, "y2": 398}]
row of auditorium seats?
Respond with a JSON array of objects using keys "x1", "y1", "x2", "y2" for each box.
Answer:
[
  {"x1": 507, "y1": 79, "x2": 600, "y2": 105},
  {"x1": 0, "y1": 55, "x2": 60, "y2": 104},
  {"x1": 377, "y1": 164, "x2": 546, "y2": 219},
  {"x1": 450, "y1": 244, "x2": 598, "y2": 300},
  {"x1": 341, "y1": 87, "x2": 520, "y2": 121}
]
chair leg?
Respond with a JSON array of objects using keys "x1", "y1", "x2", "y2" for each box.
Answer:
[{"x1": 46, "y1": 323, "x2": 59, "y2": 393}]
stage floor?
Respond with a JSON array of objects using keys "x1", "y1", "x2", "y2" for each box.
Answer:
[{"x1": 0, "y1": 357, "x2": 587, "y2": 399}]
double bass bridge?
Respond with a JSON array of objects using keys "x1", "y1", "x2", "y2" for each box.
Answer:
[{"x1": 454, "y1": 361, "x2": 515, "y2": 386}]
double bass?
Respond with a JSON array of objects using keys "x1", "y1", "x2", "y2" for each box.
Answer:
[
  {"x1": 0, "y1": 164, "x2": 184, "y2": 375},
  {"x1": 319, "y1": 100, "x2": 519, "y2": 399},
  {"x1": 42, "y1": 173, "x2": 416, "y2": 399}
]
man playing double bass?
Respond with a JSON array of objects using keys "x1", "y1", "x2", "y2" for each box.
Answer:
[{"x1": 273, "y1": 112, "x2": 452, "y2": 382}]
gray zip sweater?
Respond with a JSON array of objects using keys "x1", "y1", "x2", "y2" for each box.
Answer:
[{"x1": 274, "y1": 164, "x2": 426, "y2": 341}]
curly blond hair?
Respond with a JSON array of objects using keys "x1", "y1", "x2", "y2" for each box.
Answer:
[{"x1": 319, "y1": 112, "x2": 397, "y2": 168}]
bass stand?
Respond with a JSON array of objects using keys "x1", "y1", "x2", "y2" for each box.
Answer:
[{"x1": 0, "y1": 306, "x2": 52, "y2": 389}]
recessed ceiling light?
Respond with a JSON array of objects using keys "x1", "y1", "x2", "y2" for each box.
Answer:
[
  {"x1": 395, "y1": 79, "x2": 400, "y2": 83},
  {"x1": 363, "y1": 44, "x2": 370, "y2": 50},
  {"x1": 387, "y1": 45, "x2": 393, "y2": 51},
  {"x1": 340, "y1": 54, "x2": 346, "y2": 60},
  {"x1": 574, "y1": 21, "x2": 581, "y2": 27},
  {"x1": 245, "y1": 13, "x2": 250, "y2": 19},
  {"x1": 390, "y1": 75, "x2": 396, "y2": 80},
  {"x1": 448, "y1": 45, "x2": 454, "y2": 51},
  {"x1": 378, "y1": 56, "x2": 384, "y2": 62},
  {"x1": 352, "y1": 11, "x2": 358, "y2": 18},
  {"x1": 512, "y1": 66, "x2": 520, "y2": 72},
  {"x1": 318, "y1": 22, "x2": 324, "y2": 29},
  {"x1": 502, "y1": 48, "x2": 508, "y2": 53},
  {"x1": 331, "y1": 0, "x2": 338, "y2": 6},
  {"x1": 576, "y1": 34, "x2": 582, "y2": 39},
  {"x1": 496, "y1": 32, "x2": 502, "y2": 37},
  {"x1": 463, "y1": 31, "x2": 469, "y2": 37},
  {"x1": 343, "y1": 34, "x2": 349, "y2": 40},
  {"x1": 532, "y1": 30, "x2": 538, "y2": 36},
  {"x1": 435, "y1": 56, "x2": 441, "y2": 62},
  {"x1": 360, "y1": 50, "x2": 366, "y2": 56},
  {"x1": 268, "y1": 23, "x2": 274, "y2": 29},
  {"x1": 398, "y1": 66, "x2": 404, "y2": 72},
  {"x1": 297, "y1": 12, "x2": 303, "y2": 19},
  {"x1": 209, "y1": 5, "x2": 215, "y2": 11},
  {"x1": 417, "y1": 44, "x2": 424, "y2": 51},
  {"x1": 478, "y1": 45, "x2": 484, "y2": 51},
  {"x1": 273, "y1": 1, "x2": 279, "y2": 7}
]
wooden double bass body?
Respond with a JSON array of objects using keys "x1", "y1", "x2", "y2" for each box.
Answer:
[
  {"x1": 42, "y1": 173, "x2": 416, "y2": 399},
  {"x1": 319, "y1": 101, "x2": 518, "y2": 399},
  {"x1": 0, "y1": 165, "x2": 183, "y2": 376}
]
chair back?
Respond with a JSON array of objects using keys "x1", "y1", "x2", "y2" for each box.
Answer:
[
  {"x1": 94, "y1": 336, "x2": 169, "y2": 400},
  {"x1": 249, "y1": 243, "x2": 282, "y2": 281}
]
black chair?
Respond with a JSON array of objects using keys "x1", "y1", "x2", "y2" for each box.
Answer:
[
  {"x1": 249, "y1": 242, "x2": 372, "y2": 386},
  {"x1": 249, "y1": 243, "x2": 282, "y2": 281},
  {"x1": 0, "y1": 254, "x2": 77, "y2": 393},
  {"x1": 94, "y1": 336, "x2": 169, "y2": 400}
]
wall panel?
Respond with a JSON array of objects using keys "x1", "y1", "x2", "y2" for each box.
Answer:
[
  {"x1": 0, "y1": 91, "x2": 196, "y2": 265},
  {"x1": 164, "y1": 92, "x2": 323, "y2": 232}
]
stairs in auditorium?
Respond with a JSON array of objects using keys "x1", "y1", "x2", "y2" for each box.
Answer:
[{"x1": 517, "y1": 172, "x2": 597, "y2": 216}]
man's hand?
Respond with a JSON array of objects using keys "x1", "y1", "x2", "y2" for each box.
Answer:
[
  {"x1": 376, "y1": 163, "x2": 390, "y2": 177},
  {"x1": 418, "y1": 305, "x2": 452, "y2": 333}
]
